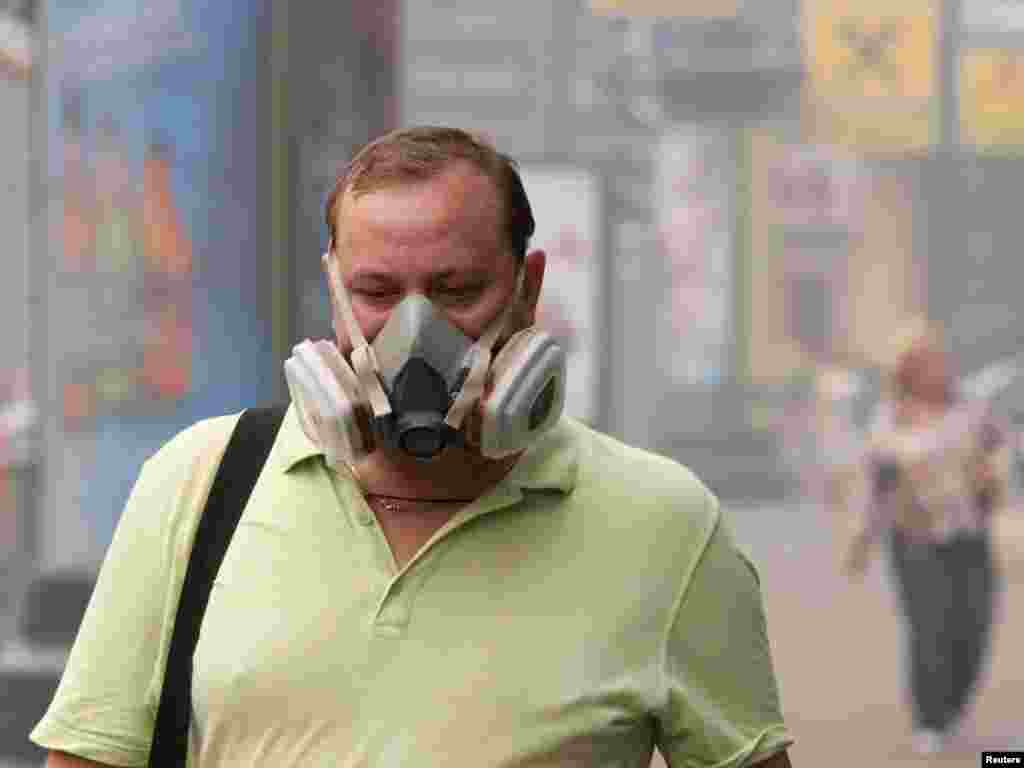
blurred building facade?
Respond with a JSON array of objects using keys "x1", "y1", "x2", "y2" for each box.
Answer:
[{"x1": 4, "y1": 0, "x2": 1024, "y2": 633}]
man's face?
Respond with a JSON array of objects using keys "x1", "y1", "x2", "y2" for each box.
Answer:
[{"x1": 327, "y1": 160, "x2": 544, "y2": 354}]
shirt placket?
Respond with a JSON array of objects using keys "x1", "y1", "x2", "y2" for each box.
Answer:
[{"x1": 327, "y1": 465, "x2": 525, "y2": 635}]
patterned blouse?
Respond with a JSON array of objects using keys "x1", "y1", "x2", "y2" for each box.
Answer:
[{"x1": 860, "y1": 397, "x2": 1006, "y2": 543}]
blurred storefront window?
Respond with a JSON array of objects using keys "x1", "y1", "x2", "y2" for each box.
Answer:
[
  {"x1": 654, "y1": 125, "x2": 733, "y2": 391},
  {"x1": 746, "y1": 126, "x2": 927, "y2": 384}
]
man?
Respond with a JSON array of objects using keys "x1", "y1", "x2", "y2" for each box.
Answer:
[{"x1": 33, "y1": 126, "x2": 794, "y2": 767}]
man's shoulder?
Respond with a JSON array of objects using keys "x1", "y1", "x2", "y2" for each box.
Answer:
[
  {"x1": 561, "y1": 416, "x2": 720, "y2": 529},
  {"x1": 144, "y1": 410, "x2": 246, "y2": 474},
  {"x1": 565, "y1": 417, "x2": 715, "y2": 495},
  {"x1": 547, "y1": 419, "x2": 724, "y2": 614}
]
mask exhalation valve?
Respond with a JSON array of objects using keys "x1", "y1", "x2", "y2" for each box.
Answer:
[
  {"x1": 396, "y1": 413, "x2": 448, "y2": 459},
  {"x1": 383, "y1": 357, "x2": 458, "y2": 460}
]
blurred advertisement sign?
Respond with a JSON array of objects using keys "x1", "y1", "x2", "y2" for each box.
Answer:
[
  {"x1": 46, "y1": 0, "x2": 278, "y2": 563},
  {"x1": 54, "y1": 91, "x2": 193, "y2": 430},
  {"x1": 518, "y1": 168, "x2": 602, "y2": 425},
  {"x1": 802, "y1": 0, "x2": 938, "y2": 152},
  {"x1": 961, "y1": 48, "x2": 1024, "y2": 151},
  {"x1": 588, "y1": 0, "x2": 737, "y2": 17},
  {"x1": 747, "y1": 128, "x2": 925, "y2": 382},
  {"x1": 653, "y1": 125, "x2": 732, "y2": 389}
]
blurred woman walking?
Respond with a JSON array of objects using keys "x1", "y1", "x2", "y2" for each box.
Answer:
[{"x1": 845, "y1": 320, "x2": 1011, "y2": 756}]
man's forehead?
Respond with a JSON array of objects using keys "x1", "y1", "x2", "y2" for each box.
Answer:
[
  {"x1": 341, "y1": 161, "x2": 500, "y2": 222},
  {"x1": 335, "y1": 164, "x2": 512, "y2": 277}
]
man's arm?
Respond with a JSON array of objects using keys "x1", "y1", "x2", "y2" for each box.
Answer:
[{"x1": 46, "y1": 751, "x2": 122, "y2": 768}]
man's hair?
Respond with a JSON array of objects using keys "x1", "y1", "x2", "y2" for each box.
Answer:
[{"x1": 325, "y1": 126, "x2": 535, "y2": 262}]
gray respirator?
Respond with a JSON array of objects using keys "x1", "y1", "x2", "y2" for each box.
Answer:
[
  {"x1": 284, "y1": 251, "x2": 567, "y2": 466},
  {"x1": 370, "y1": 294, "x2": 480, "y2": 459}
]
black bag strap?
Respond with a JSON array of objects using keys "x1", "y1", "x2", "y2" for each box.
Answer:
[{"x1": 149, "y1": 405, "x2": 288, "y2": 766}]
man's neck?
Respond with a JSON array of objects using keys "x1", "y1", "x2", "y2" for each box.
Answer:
[{"x1": 351, "y1": 446, "x2": 520, "y2": 500}]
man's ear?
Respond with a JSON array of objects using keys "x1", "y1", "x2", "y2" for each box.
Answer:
[{"x1": 520, "y1": 249, "x2": 546, "y2": 325}]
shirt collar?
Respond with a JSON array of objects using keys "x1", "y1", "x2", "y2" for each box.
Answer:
[
  {"x1": 500, "y1": 417, "x2": 579, "y2": 494},
  {"x1": 278, "y1": 402, "x2": 578, "y2": 495},
  {"x1": 274, "y1": 402, "x2": 320, "y2": 472}
]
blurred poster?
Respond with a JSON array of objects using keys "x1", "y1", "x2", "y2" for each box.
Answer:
[
  {"x1": 961, "y1": 48, "x2": 1024, "y2": 152},
  {"x1": 54, "y1": 78, "x2": 194, "y2": 430},
  {"x1": 46, "y1": 0, "x2": 277, "y2": 561},
  {"x1": 518, "y1": 167, "x2": 602, "y2": 425},
  {"x1": 653, "y1": 125, "x2": 732, "y2": 389},
  {"x1": 747, "y1": 127, "x2": 926, "y2": 384},
  {"x1": 802, "y1": 0, "x2": 938, "y2": 152}
]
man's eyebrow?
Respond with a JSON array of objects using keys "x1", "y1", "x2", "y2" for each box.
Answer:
[
  {"x1": 348, "y1": 270, "x2": 400, "y2": 284},
  {"x1": 348, "y1": 268, "x2": 491, "y2": 283},
  {"x1": 433, "y1": 269, "x2": 491, "y2": 283}
]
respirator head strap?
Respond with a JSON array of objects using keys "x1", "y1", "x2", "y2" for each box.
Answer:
[{"x1": 324, "y1": 244, "x2": 392, "y2": 418}]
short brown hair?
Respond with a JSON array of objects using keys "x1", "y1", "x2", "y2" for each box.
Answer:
[{"x1": 325, "y1": 126, "x2": 535, "y2": 262}]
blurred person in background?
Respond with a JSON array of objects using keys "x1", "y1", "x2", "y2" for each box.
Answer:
[
  {"x1": 31, "y1": 126, "x2": 794, "y2": 767},
  {"x1": 808, "y1": 366, "x2": 864, "y2": 511},
  {"x1": 806, "y1": 365, "x2": 868, "y2": 558},
  {"x1": 845, "y1": 320, "x2": 1010, "y2": 756},
  {"x1": 775, "y1": 365, "x2": 863, "y2": 518}
]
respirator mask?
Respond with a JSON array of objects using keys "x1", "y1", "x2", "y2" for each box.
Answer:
[{"x1": 283, "y1": 246, "x2": 566, "y2": 466}]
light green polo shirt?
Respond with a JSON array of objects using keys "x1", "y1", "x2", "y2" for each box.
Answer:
[{"x1": 31, "y1": 404, "x2": 792, "y2": 767}]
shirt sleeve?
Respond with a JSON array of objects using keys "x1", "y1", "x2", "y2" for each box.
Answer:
[
  {"x1": 28, "y1": 415, "x2": 237, "y2": 766},
  {"x1": 654, "y1": 507, "x2": 793, "y2": 768}
]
